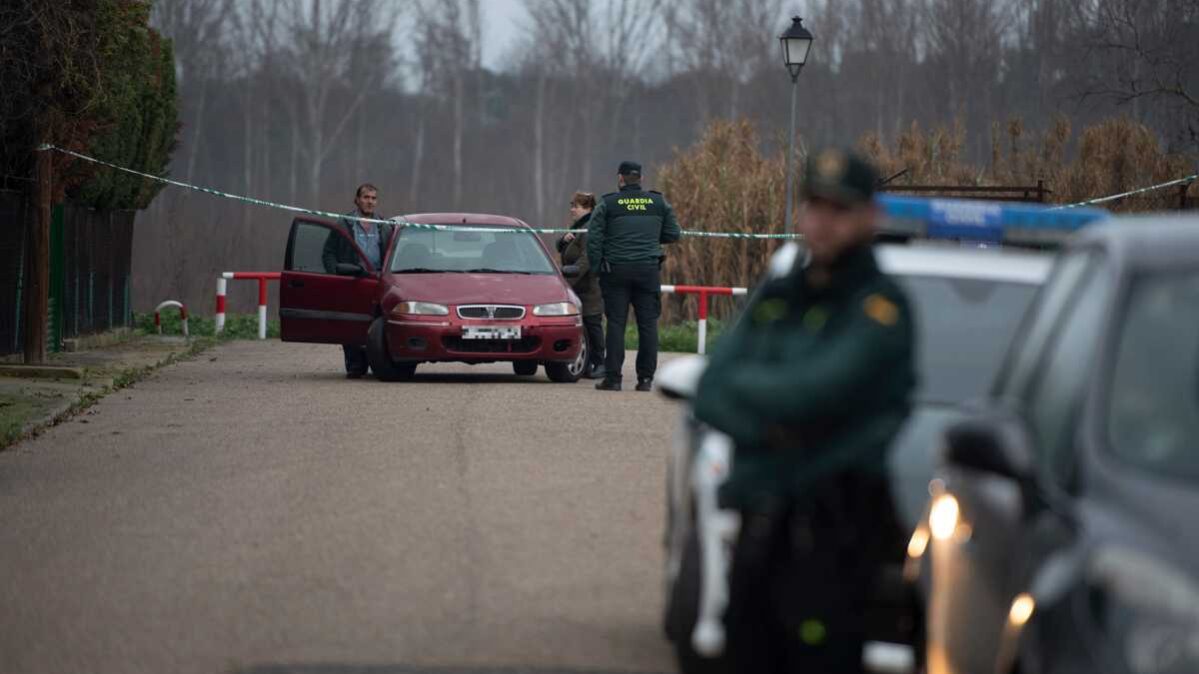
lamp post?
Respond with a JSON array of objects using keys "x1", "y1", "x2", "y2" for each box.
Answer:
[{"x1": 780, "y1": 16, "x2": 814, "y2": 235}]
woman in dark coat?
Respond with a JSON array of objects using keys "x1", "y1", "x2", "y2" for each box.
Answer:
[{"x1": 557, "y1": 191, "x2": 606, "y2": 379}]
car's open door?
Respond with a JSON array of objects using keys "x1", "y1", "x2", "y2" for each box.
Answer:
[{"x1": 279, "y1": 217, "x2": 379, "y2": 344}]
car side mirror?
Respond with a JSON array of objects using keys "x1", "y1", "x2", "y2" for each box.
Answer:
[
  {"x1": 561, "y1": 264, "x2": 581, "y2": 278},
  {"x1": 942, "y1": 414, "x2": 1034, "y2": 482},
  {"x1": 335, "y1": 262, "x2": 367, "y2": 277}
]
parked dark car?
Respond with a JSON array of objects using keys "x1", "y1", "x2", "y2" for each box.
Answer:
[
  {"x1": 918, "y1": 215, "x2": 1199, "y2": 674},
  {"x1": 279, "y1": 214, "x2": 587, "y2": 382}
]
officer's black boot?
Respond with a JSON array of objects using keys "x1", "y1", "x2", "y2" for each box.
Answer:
[
  {"x1": 635, "y1": 377, "x2": 653, "y2": 392},
  {"x1": 595, "y1": 378, "x2": 621, "y2": 391}
]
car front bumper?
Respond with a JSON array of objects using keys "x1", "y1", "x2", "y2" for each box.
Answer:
[{"x1": 384, "y1": 315, "x2": 584, "y2": 363}]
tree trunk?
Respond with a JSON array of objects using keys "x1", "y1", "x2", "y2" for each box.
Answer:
[
  {"x1": 409, "y1": 106, "x2": 426, "y2": 208},
  {"x1": 533, "y1": 71, "x2": 547, "y2": 224},
  {"x1": 453, "y1": 70, "x2": 464, "y2": 206},
  {"x1": 290, "y1": 112, "x2": 299, "y2": 203},
  {"x1": 24, "y1": 142, "x2": 52, "y2": 363}
]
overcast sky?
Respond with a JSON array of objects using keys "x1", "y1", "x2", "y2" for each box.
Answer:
[{"x1": 479, "y1": 0, "x2": 529, "y2": 68}]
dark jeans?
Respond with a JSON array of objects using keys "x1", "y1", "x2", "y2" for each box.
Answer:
[
  {"x1": 724, "y1": 472, "x2": 904, "y2": 674},
  {"x1": 582, "y1": 313, "x2": 605, "y2": 369},
  {"x1": 599, "y1": 263, "x2": 660, "y2": 382},
  {"x1": 342, "y1": 345, "x2": 368, "y2": 375}
]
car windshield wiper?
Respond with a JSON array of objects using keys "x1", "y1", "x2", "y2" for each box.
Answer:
[
  {"x1": 463, "y1": 268, "x2": 534, "y2": 275},
  {"x1": 393, "y1": 267, "x2": 462, "y2": 274}
]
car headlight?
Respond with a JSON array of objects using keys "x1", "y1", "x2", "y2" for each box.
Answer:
[
  {"x1": 532, "y1": 302, "x2": 579, "y2": 316},
  {"x1": 393, "y1": 301, "x2": 448, "y2": 316},
  {"x1": 1088, "y1": 547, "x2": 1199, "y2": 674}
]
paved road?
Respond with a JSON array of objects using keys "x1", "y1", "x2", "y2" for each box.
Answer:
[{"x1": 0, "y1": 341, "x2": 680, "y2": 674}]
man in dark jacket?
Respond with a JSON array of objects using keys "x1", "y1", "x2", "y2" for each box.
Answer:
[
  {"x1": 586, "y1": 161, "x2": 682, "y2": 391},
  {"x1": 557, "y1": 191, "x2": 606, "y2": 379},
  {"x1": 321, "y1": 183, "x2": 394, "y2": 378},
  {"x1": 693, "y1": 149, "x2": 916, "y2": 673}
]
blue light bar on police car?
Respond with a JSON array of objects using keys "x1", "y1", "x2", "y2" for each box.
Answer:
[{"x1": 879, "y1": 195, "x2": 1109, "y2": 245}]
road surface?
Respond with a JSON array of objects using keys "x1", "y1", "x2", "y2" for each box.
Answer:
[{"x1": 0, "y1": 341, "x2": 679, "y2": 674}]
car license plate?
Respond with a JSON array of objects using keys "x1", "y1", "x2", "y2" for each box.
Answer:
[{"x1": 462, "y1": 326, "x2": 521, "y2": 340}]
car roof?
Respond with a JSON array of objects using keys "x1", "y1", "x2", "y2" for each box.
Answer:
[
  {"x1": 877, "y1": 242, "x2": 1054, "y2": 285},
  {"x1": 1072, "y1": 214, "x2": 1199, "y2": 268},
  {"x1": 399, "y1": 213, "x2": 530, "y2": 228}
]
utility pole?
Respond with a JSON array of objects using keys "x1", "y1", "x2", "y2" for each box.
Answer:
[{"x1": 24, "y1": 143, "x2": 51, "y2": 364}]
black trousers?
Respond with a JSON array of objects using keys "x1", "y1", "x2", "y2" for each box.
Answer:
[
  {"x1": 582, "y1": 313, "x2": 605, "y2": 369},
  {"x1": 599, "y1": 263, "x2": 661, "y2": 382},
  {"x1": 724, "y1": 472, "x2": 904, "y2": 674}
]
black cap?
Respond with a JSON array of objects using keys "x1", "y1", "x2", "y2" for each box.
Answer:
[
  {"x1": 618, "y1": 161, "x2": 642, "y2": 177},
  {"x1": 801, "y1": 149, "x2": 879, "y2": 207}
]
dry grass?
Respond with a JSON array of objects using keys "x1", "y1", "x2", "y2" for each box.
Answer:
[
  {"x1": 657, "y1": 116, "x2": 1196, "y2": 321},
  {"x1": 657, "y1": 120, "x2": 788, "y2": 322},
  {"x1": 861, "y1": 115, "x2": 1196, "y2": 212}
]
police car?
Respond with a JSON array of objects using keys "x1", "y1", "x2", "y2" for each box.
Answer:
[
  {"x1": 918, "y1": 213, "x2": 1199, "y2": 674},
  {"x1": 657, "y1": 196, "x2": 1109, "y2": 674}
]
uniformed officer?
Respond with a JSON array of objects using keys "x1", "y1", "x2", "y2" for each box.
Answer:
[
  {"x1": 587, "y1": 161, "x2": 682, "y2": 391},
  {"x1": 692, "y1": 150, "x2": 916, "y2": 673}
]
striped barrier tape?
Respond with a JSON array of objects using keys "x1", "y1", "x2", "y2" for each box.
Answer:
[
  {"x1": 1051, "y1": 174, "x2": 1198, "y2": 210},
  {"x1": 34, "y1": 144, "x2": 800, "y2": 240}
]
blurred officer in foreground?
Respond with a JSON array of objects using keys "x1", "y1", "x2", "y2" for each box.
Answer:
[
  {"x1": 587, "y1": 161, "x2": 682, "y2": 391},
  {"x1": 692, "y1": 149, "x2": 916, "y2": 673}
]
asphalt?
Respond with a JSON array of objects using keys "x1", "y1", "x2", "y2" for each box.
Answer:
[{"x1": 0, "y1": 341, "x2": 680, "y2": 674}]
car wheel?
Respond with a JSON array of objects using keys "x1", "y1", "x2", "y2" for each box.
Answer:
[
  {"x1": 513, "y1": 360, "x2": 538, "y2": 376},
  {"x1": 367, "y1": 316, "x2": 417, "y2": 382},
  {"x1": 665, "y1": 523, "x2": 729, "y2": 674},
  {"x1": 545, "y1": 336, "x2": 587, "y2": 383}
]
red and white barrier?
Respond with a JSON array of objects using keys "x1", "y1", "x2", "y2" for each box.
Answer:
[
  {"x1": 215, "y1": 272, "x2": 281, "y2": 339},
  {"x1": 154, "y1": 300, "x2": 189, "y2": 337},
  {"x1": 661, "y1": 284, "x2": 749, "y2": 355}
]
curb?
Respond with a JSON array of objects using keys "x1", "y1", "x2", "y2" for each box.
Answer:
[
  {"x1": 0, "y1": 365, "x2": 86, "y2": 380},
  {"x1": 62, "y1": 328, "x2": 135, "y2": 353}
]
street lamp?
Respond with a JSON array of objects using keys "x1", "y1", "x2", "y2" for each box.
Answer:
[{"x1": 780, "y1": 16, "x2": 813, "y2": 235}]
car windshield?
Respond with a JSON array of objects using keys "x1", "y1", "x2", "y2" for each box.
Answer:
[
  {"x1": 390, "y1": 225, "x2": 556, "y2": 274},
  {"x1": 1107, "y1": 270, "x2": 1199, "y2": 483},
  {"x1": 896, "y1": 275, "x2": 1040, "y2": 404}
]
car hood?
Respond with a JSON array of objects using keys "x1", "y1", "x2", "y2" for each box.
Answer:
[
  {"x1": 384, "y1": 272, "x2": 570, "y2": 306},
  {"x1": 888, "y1": 403, "x2": 968, "y2": 530}
]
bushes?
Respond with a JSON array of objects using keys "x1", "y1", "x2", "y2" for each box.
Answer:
[
  {"x1": 0, "y1": 0, "x2": 178, "y2": 209},
  {"x1": 656, "y1": 120, "x2": 787, "y2": 322}
]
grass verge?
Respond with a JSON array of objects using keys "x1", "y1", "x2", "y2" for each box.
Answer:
[
  {"x1": 133, "y1": 312, "x2": 280, "y2": 340},
  {"x1": 0, "y1": 336, "x2": 217, "y2": 451},
  {"x1": 624, "y1": 318, "x2": 726, "y2": 353}
]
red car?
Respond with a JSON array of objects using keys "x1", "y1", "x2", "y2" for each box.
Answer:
[{"x1": 280, "y1": 213, "x2": 587, "y2": 382}]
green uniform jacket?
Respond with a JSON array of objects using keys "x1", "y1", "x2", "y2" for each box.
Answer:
[
  {"x1": 586, "y1": 184, "x2": 682, "y2": 267},
  {"x1": 692, "y1": 245, "x2": 917, "y2": 511}
]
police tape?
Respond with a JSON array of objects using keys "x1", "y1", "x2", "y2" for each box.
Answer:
[
  {"x1": 1051, "y1": 173, "x2": 1198, "y2": 210},
  {"x1": 34, "y1": 144, "x2": 802, "y2": 240}
]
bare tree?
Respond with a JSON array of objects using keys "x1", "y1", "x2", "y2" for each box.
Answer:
[
  {"x1": 415, "y1": 0, "x2": 480, "y2": 207},
  {"x1": 278, "y1": 0, "x2": 400, "y2": 201},
  {"x1": 923, "y1": 0, "x2": 1015, "y2": 155},
  {"x1": 1072, "y1": 0, "x2": 1199, "y2": 132}
]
